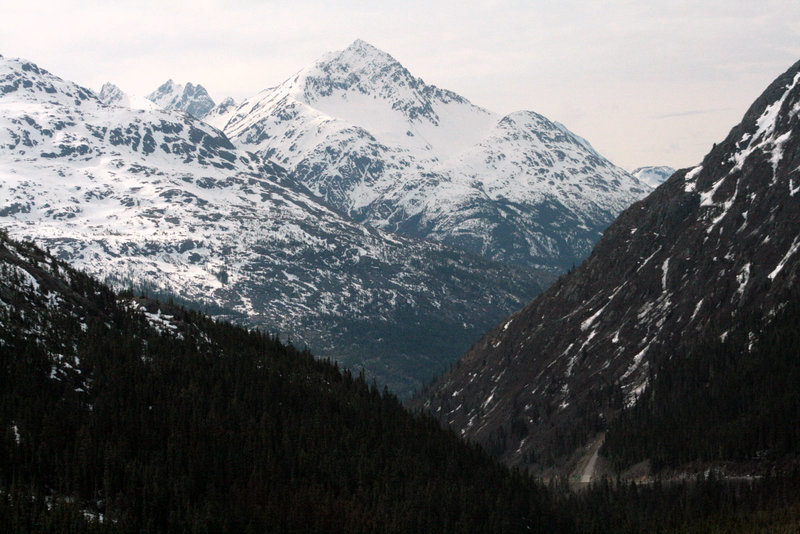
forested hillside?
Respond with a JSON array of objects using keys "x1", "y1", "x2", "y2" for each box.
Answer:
[
  {"x1": 2, "y1": 219, "x2": 800, "y2": 532},
  {"x1": 603, "y1": 295, "x2": 800, "y2": 472},
  {"x1": 0, "y1": 230, "x2": 564, "y2": 533}
]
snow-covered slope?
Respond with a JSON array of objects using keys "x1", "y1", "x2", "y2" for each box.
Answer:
[
  {"x1": 203, "y1": 96, "x2": 238, "y2": 130},
  {"x1": 414, "y1": 59, "x2": 800, "y2": 470},
  {"x1": 146, "y1": 79, "x2": 216, "y2": 119},
  {"x1": 98, "y1": 82, "x2": 161, "y2": 111},
  {"x1": 223, "y1": 40, "x2": 651, "y2": 271},
  {"x1": 0, "y1": 54, "x2": 548, "y2": 397},
  {"x1": 631, "y1": 165, "x2": 675, "y2": 188}
]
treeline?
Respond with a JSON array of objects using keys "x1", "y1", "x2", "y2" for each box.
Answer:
[{"x1": 602, "y1": 294, "x2": 800, "y2": 472}]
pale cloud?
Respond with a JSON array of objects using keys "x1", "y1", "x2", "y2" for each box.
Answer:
[{"x1": 2, "y1": 0, "x2": 799, "y2": 170}]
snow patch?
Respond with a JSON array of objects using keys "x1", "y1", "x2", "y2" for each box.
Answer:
[
  {"x1": 736, "y1": 263, "x2": 751, "y2": 299},
  {"x1": 768, "y1": 236, "x2": 800, "y2": 280}
]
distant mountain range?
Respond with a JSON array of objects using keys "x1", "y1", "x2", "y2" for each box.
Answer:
[
  {"x1": 631, "y1": 165, "x2": 676, "y2": 188},
  {"x1": 146, "y1": 79, "x2": 216, "y2": 118},
  {"x1": 0, "y1": 53, "x2": 548, "y2": 397},
  {"x1": 93, "y1": 40, "x2": 652, "y2": 272},
  {"x1": 218, "y1": 40, "x2": 651, "y2": 271},
  {"x1": 414, "y1": 59, "x2": 800, "y2": 472},
  {"x1": 97, "y1": 79, "x2": 236, "y2": 129}
]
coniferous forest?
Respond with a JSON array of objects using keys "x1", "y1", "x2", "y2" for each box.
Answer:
[
  {"x1": 2, "y1": 231, "x2": 800, "y2": 532},
  {"x1": 0, "y1": 232, "x2": 565, "y2": 533},
  {"x1": 602, "y1": 295, "x2": 800, "y2": 472}
]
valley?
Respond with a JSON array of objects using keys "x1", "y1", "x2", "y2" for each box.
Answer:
[{"x1": 1, "y1": 26, "x2": 799, "y2": 532}]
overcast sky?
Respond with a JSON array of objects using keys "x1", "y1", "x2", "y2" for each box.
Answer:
[{"x1": 2, "y1": 0, "x2": 799, "y2": 171}]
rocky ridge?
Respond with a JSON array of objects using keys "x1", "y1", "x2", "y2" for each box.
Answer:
[{"x1": 146, "y1": 79, "x2": 216, "y2": 119}]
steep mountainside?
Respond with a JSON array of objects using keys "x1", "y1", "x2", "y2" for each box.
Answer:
[
  {"x1": 0, "y1": 54, "x2": 547, "y2": 397},
  {"x1": 146, "y1": 79, "x2": 216, "y2": 119},
  {"x1": 222, "y1": 40, "x2": 650, "y2": 271},
  {"x1": 0, "y1": 230, "x2": 566, "y2": 533},
  {"x1": 602, "y1": 294, "x2": 800, "y2": 472},
  {"x1": 631, "y1": 165, "x2": 675, "y2": 188},
  {"x1": 414, "y1": 59, "x2": 800, "y2": 471}
]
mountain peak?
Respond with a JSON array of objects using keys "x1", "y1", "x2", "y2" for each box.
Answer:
[
  {"x1": 98, "y1": 81, "x2": 125, "y2": 105},
  {"x1": 146, "y1": 79, "x2": 215, "y2": 119},
  {"x1": 151, "y1": 79, "x2": 178, "y2": 95},
  {"x1": 343, "y1": 38, "x2": 385, "y2": 56},
  {"x1": 317, "y1": 39, "x2": 400, "y2": 75},
  {"x1": 293, "y1": 39, "x2": 467, "y2": 126}
]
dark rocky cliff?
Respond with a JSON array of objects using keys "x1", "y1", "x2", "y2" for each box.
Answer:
[{"x1": 413, "y1": 59, "x2": 800, "y2": 473}]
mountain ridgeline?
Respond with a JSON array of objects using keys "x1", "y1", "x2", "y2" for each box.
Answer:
[
  {"x1": 0, "y1": 53, "x2": 549, "y2": 398},
  {"x1": 414, "y1": 59, "x2": 800, "y2": 473},
  {"x1": 221, "y1": 39, "x2": 651, "y2": 272},
  {"x1": 146, "y1": 79, "x2": 216, "y2": 119}
]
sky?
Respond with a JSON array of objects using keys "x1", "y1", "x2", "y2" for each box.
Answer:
[{"x1": 2, "y1": 0, "x2": 799, "y2": 171}]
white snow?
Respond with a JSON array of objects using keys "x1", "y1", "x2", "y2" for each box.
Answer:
[
  {"x1": 736, "y1": 263, "x2": 751, "y2": 298},
  {"x1": 689, "y1": 298, "x2": 704, "y2": 323},
  {"x1": 768, "y1": 236, "x2": 800, "y2": 280},
  {"x1": 727, "y1": 72, "x2": 800, "y2": 178},
  {"x1": 620, "y1": 346, "x2": 648, "y2": 382},
  {"x1": 625, "y1": 376, "x2": 649, "y2": 408},
  {"x1": 790, "y1": 178, "x2": 800, "y2": 197},
  {"x1": 683, "y1": 165, "x2": 702, "y2": 192},
  {"x1": 221, "y1": 40, "x2": 651, "y2": 269},
  {"x1": 0, "y1": 51, "x2": 525, "y2": 365}
]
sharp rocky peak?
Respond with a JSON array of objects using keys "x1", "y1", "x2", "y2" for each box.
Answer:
[
  {"x1": 342, "y1": 39, "x2": 394, "y2": 61},
  {"x1": 147, "y1": 79, "x2": 215, "y2": 119},
  {"x1": 98, "y1": 82, "x2": 124, "y2": 104},
  {"x1": 294, "y1": 39, "x2": 473, "y2": 124},
  {"x1": 321, "y1": 39, "x2": 401, "y2": 73}
]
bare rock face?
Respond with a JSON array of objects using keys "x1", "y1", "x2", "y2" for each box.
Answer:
[{"x1": 413, "y1": 59, "x2": 800, "y2": 472}]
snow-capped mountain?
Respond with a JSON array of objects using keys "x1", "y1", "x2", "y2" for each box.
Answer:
[
  {"x1": 98, "y1": 81, "x2": 160, "y2": 111},
  {"x1": 98, "y1": 81, "x2": 127, "y2": 106},
  {"x1": 631, "y1": 165, "x2": 675, "y2": 188},
  {"x1": 0, "y1": 53, "x2": 548, "y2": 397},
  {"x1": 203, "y1": 96, "x2": 238, "y2": 130},
  {"x1": 146, "y1": 79, "x2": 216, "y2": 119},
  {"x1": 413, "y1": 59, "x2": 800, "y2": 469},
  {"x1": 222, "y1": 39, "x2": 651, "y2": 271}
]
